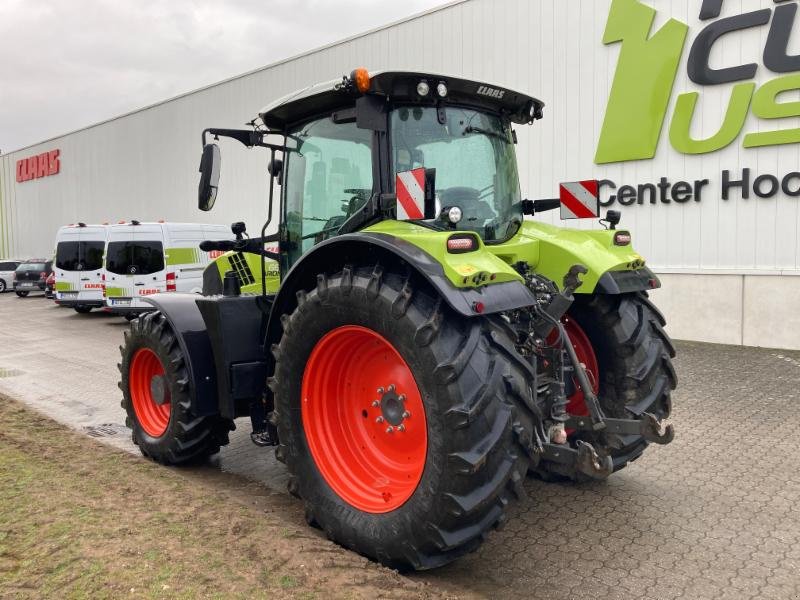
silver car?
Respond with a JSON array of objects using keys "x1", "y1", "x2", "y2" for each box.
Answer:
[{"x1": 0, "y1": 259, "x2": 22, "y2": 293}]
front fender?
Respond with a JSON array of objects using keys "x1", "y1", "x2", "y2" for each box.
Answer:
[
  {"x1": 141, "y1": 293, "x2": 219, "y2": 417},
  {"x1": 491, "y1": 221, "x2": 657, "y2": 293}
]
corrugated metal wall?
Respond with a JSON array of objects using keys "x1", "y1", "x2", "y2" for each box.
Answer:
[{"x1": 1, "y1": 0, "x2": 798, "y2": 275}]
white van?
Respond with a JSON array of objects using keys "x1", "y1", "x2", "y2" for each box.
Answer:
[
  {"x1": 103, "y1": 221, "x2": 233, "y2": 316},
  {"x1": 53, "y1": 223, "x2": 108, "y2": 313}
]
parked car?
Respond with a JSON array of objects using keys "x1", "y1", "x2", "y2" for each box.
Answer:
[
  {"x1": 45, "y1": 271, "x2": 56, "y2": 299},
  {"x1": 0, "y1": 259, "x2": 22, "y2": 293},
  {"x1": 13, "y1": 259, "x2": 53, "y2": 297}
]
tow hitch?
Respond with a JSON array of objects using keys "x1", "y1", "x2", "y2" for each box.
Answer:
[
  {"x1": 535, "y1": 271, "x2": 674, "y2": 480},
  {"x1": 566, "y1": 412, "x2": 675, "y2": 445},
  {"x1": 541, "y1": 440, "x2": 614, "y2": 479}
]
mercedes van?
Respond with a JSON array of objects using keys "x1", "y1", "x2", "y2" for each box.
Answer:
[
  {"x1": 104, "y1": 221, "x2": 233, "y2": 317},
  {"x1": 54, "y1": 223, "x2": 108, "y2": 313}
]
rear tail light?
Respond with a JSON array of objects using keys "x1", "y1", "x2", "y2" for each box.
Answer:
[
  {"x1": 101, "y1": 273, "x2": 106, "y2": 298},
  {"x1": 613, "y1": 231, "x2": 632, "y2": 246},
  {"x1": 166, "y1": 272, "x2": 176, "y2": 292},
  {"x1": 446, "y1": 234, "x2": 478, "y2": 254}
]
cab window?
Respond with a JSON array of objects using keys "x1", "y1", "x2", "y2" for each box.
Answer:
[{"x1": 284, "y1": 117, "x2": 373, "y2": 265}]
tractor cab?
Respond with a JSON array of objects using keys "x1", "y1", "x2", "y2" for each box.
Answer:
[{"x1": 199, "y1": 69, "x2": 543, "y2": 271}]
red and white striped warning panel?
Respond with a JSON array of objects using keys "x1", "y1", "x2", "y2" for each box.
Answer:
[
  {"x1": 559, "y1": 180, "x2": 600, "y2": 220},
  {"x1": 395, "y1": 168, "x2": 426, "y2": 220}
]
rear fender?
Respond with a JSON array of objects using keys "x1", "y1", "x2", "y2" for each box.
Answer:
[
  {"x1": 497, "y1": 221, "x2": 659, "y2": 294},
  {"x1": 265, "y1": 232, "x2": 537, "y2": 347}
]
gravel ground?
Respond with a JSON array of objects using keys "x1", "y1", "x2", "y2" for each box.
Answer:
[{"x1": 1, "y1": 291, "x2": 799, "y2": 599}]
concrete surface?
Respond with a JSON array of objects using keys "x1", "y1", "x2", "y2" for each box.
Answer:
[{"x1": 1, "y1": 291, "x2": 799, "y2": 599}]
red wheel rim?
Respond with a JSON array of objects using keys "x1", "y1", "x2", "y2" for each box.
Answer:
[
  {"x1": 301, "y1": 325, "x2": 427, "y2": 513},
  {"x1": 548, "y1": 316, "x2": 599, "y2": 418},
  {"x1": 129, "y1": 348, "x2": 171, "y2": 437}
]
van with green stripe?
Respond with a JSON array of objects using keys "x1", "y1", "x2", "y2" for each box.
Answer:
[
  {"x1": 104, "y1": 221, "x2": 232, "y2": 317},
  {"x1": 54, "y1": 223, "x2": 108, "y2": 313}
]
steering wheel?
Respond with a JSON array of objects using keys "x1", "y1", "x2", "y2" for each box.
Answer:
[{"x1": 438, "y1": 187, "x2": 497, "y2": 221}]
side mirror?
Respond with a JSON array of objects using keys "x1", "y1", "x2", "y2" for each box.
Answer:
[
  {"x1": 268, "y1": 157, "x2": 283, "y2": 183},
  {"x1": 198, "y1": 143, "x2": 221, "y2": 211}
]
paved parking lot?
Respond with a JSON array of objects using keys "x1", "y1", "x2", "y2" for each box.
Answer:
[{"x1": 1, "y1": 290, "x2": 799, "y2": 599}]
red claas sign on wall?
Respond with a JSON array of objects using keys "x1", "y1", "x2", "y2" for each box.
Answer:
[{"x1": 16, "y1": 149, "x2": 60, "y2": 183}]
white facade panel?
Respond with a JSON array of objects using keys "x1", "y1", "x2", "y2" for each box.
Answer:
[{"x1": 1, "y1": 0, "x2": 799, "y2": 347}]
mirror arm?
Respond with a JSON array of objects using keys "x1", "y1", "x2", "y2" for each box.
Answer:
[
  {"x1": 260, "y1": 147, "x2": 278, "y2": 297},
  {"x1": 521, "y1": 198, "x2": 560, "y2": 215},
  {"x1": 202, "y1": 127, "x2": 286, "y2": 152}
]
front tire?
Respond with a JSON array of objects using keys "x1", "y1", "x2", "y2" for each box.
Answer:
[
  {"x1": 118, "y1": 311, "x2": 233, "y2": 464},
  {"x1": 271, "y1": 265, "x2": 539, "y2": 570},
  {"x1": 0, "y1": 280, "x2": 6, "y2": 293}
]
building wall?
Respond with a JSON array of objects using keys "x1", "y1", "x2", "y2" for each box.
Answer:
[{"x1": 1, "y1": 0, "x2": 799, "y2": 349}]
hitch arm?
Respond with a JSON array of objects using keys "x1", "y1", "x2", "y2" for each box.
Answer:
[
  {"x1": 565, "y1": 412, "x2": 674, "y2": 445},
  {"x1": 555, "y1": 319, "x2": 606, "y2": 429}
]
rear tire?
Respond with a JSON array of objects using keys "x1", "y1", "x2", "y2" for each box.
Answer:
[
  {"x1": 535, "y1": 292, "x2": 676, "y2": 479},
  {"x1": 16, "y1": 291, "x2": 28, "y2": 298},
  {"x1": 118, "y1": 310, "x2": 233, "y2": 464},
  {"x1": 74, "y1": 306, "x2": 92, "y2": 314},
  {"x1": 271, "y1": 264, "x2": 540, "y2": 570}
]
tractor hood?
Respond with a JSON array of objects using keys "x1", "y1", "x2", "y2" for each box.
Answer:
[{"x1": 259, "y1": 70, "x2": 544, "y2": 130}]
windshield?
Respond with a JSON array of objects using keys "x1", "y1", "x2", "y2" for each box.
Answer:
[
  {"x1": 56, "y1": 241, "x2": 104, "y2": 271},
  {"x1": 390, "y1": 106, "x2": 522, "y2": 242},
  {"x1": 106, "y1": 241, "x2": 164, "y2": 275}
]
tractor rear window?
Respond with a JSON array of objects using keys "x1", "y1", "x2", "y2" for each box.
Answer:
[
  {"x1": 106, "y1": 241, "x2": 164, "y2": 275},
  {"x1": 56, "y1": 241, "x2": 105, "y2": 271}
]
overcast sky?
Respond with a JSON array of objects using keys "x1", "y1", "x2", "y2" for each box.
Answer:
[{"x1": 0, "y1": 0, "x2": 448, "y2": 154}]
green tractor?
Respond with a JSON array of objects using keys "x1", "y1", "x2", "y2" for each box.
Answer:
[{"x1": 118, "y1": 69, "x2": 675, "y2": 570}]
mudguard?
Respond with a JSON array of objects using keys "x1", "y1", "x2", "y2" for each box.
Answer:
[
  {"x1": 264, "y1": 231, "x2": 537, "y2": 348},
  {"x1": 492, "y1": 221, "x2": 660, "y2": 294},
  {"x1": 141, "y1": 294, "x2": 219, "y2": 417},
  {"x1": 144, "y1": 292, "x2": 269, "y2": 420}
]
